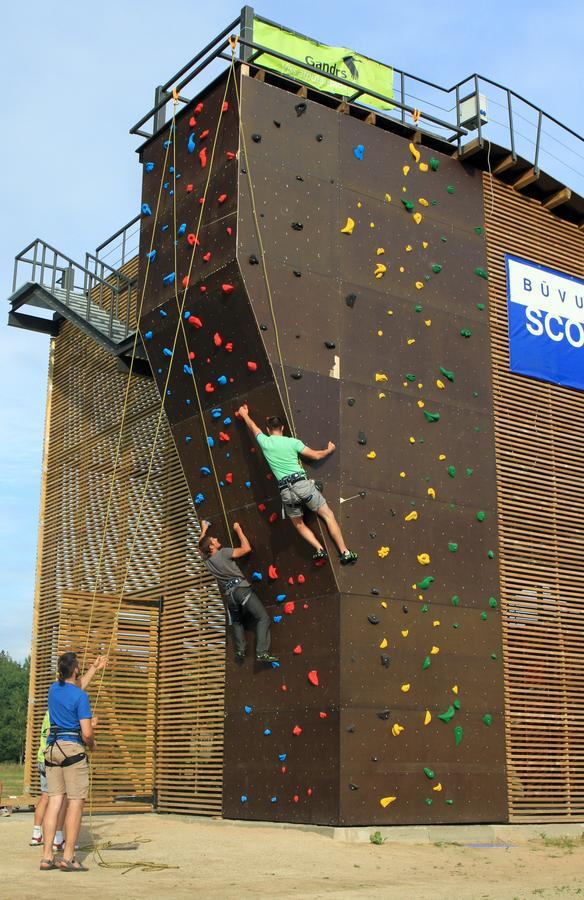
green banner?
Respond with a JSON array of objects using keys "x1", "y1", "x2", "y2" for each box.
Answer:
[{"x1": 252, "y1": 20, "x2": 394, "y2": 111}]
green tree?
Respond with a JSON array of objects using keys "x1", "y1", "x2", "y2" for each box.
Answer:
[{"x1": 0, "y1": 652, "x2": 30, "y2": 762}]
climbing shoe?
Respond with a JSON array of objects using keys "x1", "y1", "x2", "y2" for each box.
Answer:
[
  {"x1": 312, "y1": 549, "x2": 328, "y2": 562},
  {"x1": 256, "y1": 653, "x2": 279, "y2": 663},
  {"x1": 235, "y1": 651, "x2": 246, "y2": 665},
  {"x1": 339, "y1": 550, "x2": 358, "y2": 566}
]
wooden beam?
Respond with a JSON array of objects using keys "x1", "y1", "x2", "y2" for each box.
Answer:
[
  {"x1": 296, "y1": 85, "x2": 308, "y2": 98},
  {"x1": 542, "y1": 187, "x2": 571, "y2": 211},
  {"x1": 493, "y1": 154, "x2": 517, "y2": 176},
  {"x1": 253, "y1": 69, "x2": 265, "y2": 82},
  {"x1": 513, "y1": 167, "x2": 539, "y2": 191},
  {"x1": 336, "y1": 100, "x2": 350, "y2": 115},
  {"x1": 364, "y1": 112, "x2": 376, "y2": 125}
]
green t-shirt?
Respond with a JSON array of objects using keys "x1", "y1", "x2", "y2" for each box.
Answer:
[
  {"x1": 38, "y1": 709, "x2": 50, "y2": 763},
  {"x1": 256, "y1": 433, "x2": 306, "y2": 481}
]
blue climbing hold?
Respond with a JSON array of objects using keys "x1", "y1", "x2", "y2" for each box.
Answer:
[
  {"x1": 169, "y1": 166, "x2": 174, "y2": 174},
  {"x1": 185, "y1": 399, "x2": 191, "y2": 405},
  {"x1": 178, "y1": 223, "x2": 186, "y2": 235},
  {"x1": 245, "y1": 481, "x2": 251, "y2": 488},
  {"x1": 271, "y1": 661, "x2": 280, "y2": 668},
  {"x1": 163, "y1": 272, "x2": 175, "y2": 285},
  {"x1": 223, "y1": 417, "x2": 232, "y2": 426},
  {"x1": 169, "y1": 190, "x2": 174, "y2": 197},
  {"x1": 166, "y1": 389, "x2": 171, "y2": 396},
  {"x1": 146, "y1": 249, "x2": 156, "y2": 261},
  {"x1": 270, "y1": 797, "x2": 277, "y2": 803},
  {"x1": 194, "y1": 492, "x2": 204, "y2": 506},
  {"x1": 211, "y1": 408, "x2": 222, "y2": 419},
  {"x1": 157, "y1": 368, "x2": 162, "y2": 374},
  {"x1": 240, "y1": 795, "x2": 247, "y2": 803},
  {"x1": 200, "y1": 466, "x2": 211, "y2": 476},
  {"x1": 217, "y1": 375, "x2": 227, "y2": 386},
  {"x1": 163, "y1": 348, "x2": 173, "y2": 357},
  {"x1": 278, "y1": 754, "x2": 287, "y2": 762},
  {"x1": 145, "y1": 162, "x2": 155, "y2": 173},
  {"x1": 276, "y1": 594, "x2": 287, "y2": 603},
  {"x1": 183, "y1": 310, "x2": 191, "y2": 319},
  {"x1": 244, "y1": 705, "x2": 252, "y2": 715},
  {"x1": 264, "y1": 728, "x2": 271, "y2": 736},
  {"x1": 188, "y1": 133, "x2": 196, "y2": 154},
  {"x1": 273, "y1": 615, "x2": 282, "y2": 623},
  {"x1": 226, "y1": 452, "x2": 231, "y2": 459},
  {"x1": 251, "y1": 571, "x2": 263, "y2": 582},
  {"x1": 183, "y1": 364, "x2": 193, "y2": 375},
  {"x1": 144, "y1": 331, "x2": 153, "y2": 340},
  {"x1": 207, "y1": 436, "x2": 214, "y2": 448},
  {"x1": 141, "y1": 203, "x2": 152, "y2": 216},
  {"x1": 160, "y1": 309, "x2": 168, "y2": 317},
  {"x1": 185, "y1": 436, "x2": 192, "y2": 443},
  {"x1": 353, "y1": 144, "x2": 364, "y2": 160},
  {"x1": 161, "y1": 224, "x2": 169, "y2": 232},
  {"x1": 163, "y1": 139, "x2": 172, "y2": 149},
  {"x1": 163, "y1": 182, "x2": 169, "y2": 190},
  {"x1": 219, "y1": 481, "x2": 225, "y2": 487}
]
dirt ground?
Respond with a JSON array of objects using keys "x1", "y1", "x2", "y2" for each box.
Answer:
[{"x1": 1, "y1": 812, "x2": 583, "y2": 899}]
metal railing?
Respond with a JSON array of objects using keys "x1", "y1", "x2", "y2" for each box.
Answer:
[
  {"x1": 95, "y1": 214, "x2": 141, "y2": 270},
  {"x1": 12, "y1": 239, "x2": 136, "y2": 341},
  {"x1": 128, "y1": 6, "x2": 584, "y2": 200}
]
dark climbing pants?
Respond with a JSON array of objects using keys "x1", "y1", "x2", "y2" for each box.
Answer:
[{"x1": 230, "y1": 588, "x2": 271, "y2": 656}]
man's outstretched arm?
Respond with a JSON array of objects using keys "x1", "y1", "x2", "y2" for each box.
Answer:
[
  {"x1": 79, "y1": 656, "x2": 108, "y2": 691},
  {"x1": 237, "y1": 403, "x2": 262, "y2": 439},
  {"x1": 231, "y1": 522, "x2": 252, "y2": 559},
  {"x1": 300, "y1": 441, "x2": 336, "y2": 461}
]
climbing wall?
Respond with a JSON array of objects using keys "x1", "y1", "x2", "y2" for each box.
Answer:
[{"x1": 137, "y1": 67, "x2": 507, "y2": 825}]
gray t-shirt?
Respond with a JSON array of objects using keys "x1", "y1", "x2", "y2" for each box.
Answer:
[{"x1": 204, "y1": 548, "x2": 250, "y2": 599}]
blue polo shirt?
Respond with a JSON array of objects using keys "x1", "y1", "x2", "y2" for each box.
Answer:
[{"x1": 47, "y1": 681, "x2": 92, "y2": 745}]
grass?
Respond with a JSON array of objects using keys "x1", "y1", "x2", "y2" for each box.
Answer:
[
  {"x1": 0, "y1": 762, "x2": 24, "y2": 799},
  {"x1": 537, "y1": 833, "x2": 584, "y2": 853}
]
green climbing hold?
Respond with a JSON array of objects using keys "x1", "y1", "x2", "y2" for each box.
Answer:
[
  {"x1": 423, "y1": 411, "x2": 440, "y2": 423},
  {"x1": 431, "y1": 264, "x2": 442, "y2": 274},
  {"x1": 472, "y1": 391, "x2": 479, "y2": 398},
  {"x1": 446, "y1": 799, "x2": 454, "y2": 805},
  {"x1": 489, "y1": 596, "x2": 498, "y2": 608},
  {"x1": 483, "y1": 714, "x2": 493, "y2": 726},
  {"x1": 454, "y1": 725, "x2": 463, "y2": 746},
  {"x1": 448, "y1": 542, "x2": 458, "y2": 553},
  {"x1": 446, "y1": 185, "x2": 455, "y2": 194},
  {"x1": 425, "y1": 797, "x2": 433, "y2": 806},
  {"x1": 474, "y1": 267, "x2": 488, "y2": 279},
  {"x1": 451, "y1": 595, "x2": 460, "y2": 607},
  {"x1": 477, "y1": 302, "x2": 485, "y2": 311},
  {"x1": 487, "y1": 550, "x2": 494, "y2": 559},
  {"x1": 474, "y1": 226, "x2": 483, "y2": 235},
  {"x1": 422, "y1": 656, "x2": 431, "y2": 670},
  {"x1": 431, "y1": 199, "x2": 438, "y2": 206},
  {"x1": 453, "y1": 622, "x2": 460, "y2": 629},
  {"x1": 406, "y1": 373, "x2": 416, "y2": 381},
  {"x1": 453, "y1": 700, "x2": 460, "y2": 711},
  {"x1": 423, "y1": 767, "x2": 435, "y2": 779},
  {"x1": 424, "y1": 275, "x2": 431, "y2": 282},
  {"x1": 460, "y1": 329, "x2": 472, "y2": 338},
  {"x1": 481, "y1": 611, "x2": 487, "y2": 621},
  {"x1": 415, "y1": 304, "x2": 423, "y2": 312},
  {"x1": 438, "y1": 706, "x2": 455, "y2": 723},
  {"x1": 401, "y1": 199, "x2": 414, "y2": 211},
  {"x1": 417, "y1": 576, "x2": 434, "y2": 590},
  {"x1": 466, "y1": 468, "x2": 474, "y2": 476},
  {"x1": 439, "y1": 367, "x2": 455, "y2": 382},
  {"x1": 429, "y1": 158, "x2": 439, "y2": 171},
  {"x1": 447, "y1": 466, "x2": 456, "y2": 478},
  {"x1": 490, "y1": 652, "x2": 497, "y2": 660},
  {"x1": 421, "y1": 604, "x2": 429, "y2": 612},
  {"x1": 476, "y1": 510, "x2": 486, "y2": 522},
  {"x1": 440, "y1": 236, "x2": 448, "y2": 242}
]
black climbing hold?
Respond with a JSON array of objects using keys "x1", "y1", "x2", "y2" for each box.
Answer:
[
  {"x1": 371, "y1": 588, "x2": 380, "y2": 596},
  {"x1": 345, "y1": 293, "x2": 357, "y2": 308},
  {"x1": 380, "y1": 655, "x2": 390, "y2": 668},
  {"x1": 371, "y1": 756, "x2": 379, "y2": 762},
  {"x1": 316, "y1": 134, "x2": 323, "y2": 141},
  {"x1": 296, "y1": 175, "x2": 304, "y2": 181},
  {"x1": 390, "y1": 509, "x2": 396, "y2": 517},
  {"x1": 295, "y1": 102, "x2": 307, "y2": 116},
  {"x1": 377, "y1": 709, "x2": 391, "y2": 721},
  {"x1": 251, "y1": 133, "x2": 262, "y2": 143},
  {"x1": 368, "y1": 615, "x2": 380, "y2": 625},
  {"x1": 349, "y1": 783, "x2": 359, "y2": 790},
  {"x1": 369, "y1": 532, "x2": 376, "y2": 539},
  {"x1": 347, "y1": 724, "x2": 356, "y2": 733},
  {"x1": 291, "y1": 370, "x2": 302, "y2": 380},
  {"x1": 359, "y1": 491, "x2": 367, "y2": 498},
  {"x1": 273, "y1": 120, "x2": 281, "y2": 127},
  {"x1": 291, "y1": 222, "x2": 303, "y2": 231},
  {"x1": 241, "y1": 168, "x2": 247, "y2": 174},
  {"x1": 402, "y1": 605, "x2": 409, "y2": 614},
  {"x1": 248, "y1": 254, "x2": 259, "y2": 265},
  {"x1": 260, "y1": 324, "x2": 268, "y2": 331},
  {"x1": 293, "y1": 270, "x2": 302, "y2": 277},
  {"x1": 347, "y1": 397, "x2": 356, "y2": 406},
  {"x1": 325, "y1": 340, "x2": 336, "y2": 349},
  {"x1": 358, "y1": 430, "x2": 367, "y2": 445}
]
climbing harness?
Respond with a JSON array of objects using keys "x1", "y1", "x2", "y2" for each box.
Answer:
[
  {"x1": 44, "y1": 725, "x2": 87, "y2": 767},
  {"x1": 277, "y1": 472, "x2": 307, "y2": 489}
]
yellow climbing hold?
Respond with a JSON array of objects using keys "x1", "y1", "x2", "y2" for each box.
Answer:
[
  {"x1": 427, "y1": 487, "x2": 436, "y2": 499},
  {"x1": 430, "y1": 645, "x2": 440, "y2": 655},
  {"x1": 392, "y1": 723, "x2": 405, "y2": 737},
  {"x1": 401, "y1": 630, "x2": 409, "y2": 639},
  {"x1": 387, "y1": 309, "x2": 394, "y2": 315},
  {"x1": 378, "y1": 546, "x2": 390, "y2": 558},
  {"x1": 401, "y1": 683, "x2": 410, "y2": 692},
  {"x1": 424, "y1": 710, "x2": 432, "y2": 726},
  {"x1": 403, "y1": 164, "x2": 410, "y2": 175},
  {"x1": 377, "y1": 330, "x2": 383, "y2": 336},
  {"x1": 380, "y1": 796, "x2": 396, "y2": 808},
  {"x1": 452, "y1": 685, "x2": 458, "y2": 694},
  {"x1": 357, "y1": 201, "x2": 362, "y2": 208},
  {"x1": 415, "y1": 281, "x2": 424, "y2": 290},
  {"x1": 376, "y1": 247, "x2": 385, "y2": 255},
  {"x1": 417, "y1": 553, "x2": 430, "y2": 565},
  {"x1": 378, "y1": 392, "x2": 386, "y2": 399},
  {"x1": 433, "y1": 783, "x2": 443, "y2": 792},
  {"x1": 370, "y1": 222, "x2": 375, "y2": 228},
  {"x1": 375, "y1": 373, "x2": 388, "y2": 383},
  {"x1": 413, "y1": 212, "x2": 422, "y2": 225},
  {"x1": 385, "y1": 193, "x2": 392, "y2": 203},
  {"x1": 417, "y1": 400, "x2": 425, "y2": 408},
  {"x1": 417, "y1": 383, "x2": 423, "y2": 390},
  {"x1": 341, "y1": 217, "x2": 355, "y2": 235},
  {"x1": 405, "y1": 244, "x2": 412, "y2": 252},
  {"x1": 418, "y1": 197, "x2": 429, "y2": 207},
  {"x1": 380, "y1": 601, "x2": 388, "y2": 609},
  {"x1": 379, "y1": 637, "x2": 388, "y2": 649},
  {"x1": 399, "y1": 471, "x2": 406, "y2": 478},
  {"x1": 374, "y1": 263, "x2": 387, "y2": 278},
  {"x1": 438, "y1": 453, "x2": 446, "y2": 461},
  {"x1": 367, "y1": 451, "x2": 377, "y2": 459},
  {"x1": 409, "y1": 142, "x2": 421, "y2": 163},
  {"x1": 422, "y1": 241, "x2": 429, "y2": 249},
  {"x1": 425, "y1": 319, "x2": 432, "y2": 327},
  {"x1": 409, "y1": 436, "x2": 416, "y2": 444},
  {"x1": 408, "y1": 338, "x2": 416, "y2": 345},
  {"x1": 432, "y1": 621, "x2": 441, "y2": 628},
  {"x1": 419, "y1": 162, "x2": 429, "y2": 172},
  {"x1": 399, "y1": 266, "x2": 405, "y2": 273},
  {"x1": 405, "y1": 511, "x2": 418, "y2": 522},
  {"x1": 436, "y1": 379, "x2": 445, "y2": 389}
]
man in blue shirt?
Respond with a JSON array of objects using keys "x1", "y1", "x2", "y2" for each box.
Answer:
[{"x1": 40, "y1": 651, "x2": 97, "y2": 872}]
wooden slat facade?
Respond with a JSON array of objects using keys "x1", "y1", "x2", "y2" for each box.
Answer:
[
  {"x1": 24, "y1": 260, "x2": 226, "y2": 814},
  {"x1": 484, "y1": 175, "x2": 584, "y2": 821}
]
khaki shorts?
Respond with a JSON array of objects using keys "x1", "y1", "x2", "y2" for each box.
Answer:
[
  {"x1": 280, "y1": 478, "x2": 326, "y2": 519},
  {"x1": 44, "y1": 740, "x2": 89, "y2": 800}
]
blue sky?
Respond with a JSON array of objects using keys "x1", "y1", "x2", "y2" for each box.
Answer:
[{"x1": 1, "y1": 0, "x2": 583, "y2": 661}]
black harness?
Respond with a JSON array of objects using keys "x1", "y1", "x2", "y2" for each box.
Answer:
[{"x1": 44, "y1": 725, "x2": 87, "y2": 768}]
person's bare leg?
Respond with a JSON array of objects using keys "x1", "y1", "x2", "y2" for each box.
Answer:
[
  {"x1": 54, "y1": 796, "x2": 67, "y2": 847},
  {"x1": 34, "y1": 792, "x2": 48, "y2": 828},
  {"x1": 42, "y1": 794, "x2": 65, "y2": 862},
  {"x1": 317, "y1": 503, "x2": 349, "y2": 555},
  {"x1": 62, "y1": 798, "x2": 84, "y2": 863},
  {"x1": 290, "y1": 516, "x2": 323, "y2": 551}
]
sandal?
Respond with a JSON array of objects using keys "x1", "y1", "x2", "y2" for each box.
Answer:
[
  {"x1": 39, "y1": 858, "x2": 57, "y2": 871},
  {"x1": 58, "y1": 857, "x2": 89, "y2": 872}
]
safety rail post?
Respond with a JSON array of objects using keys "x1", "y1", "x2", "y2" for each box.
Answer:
[
  {"x1": 39, "y1": 242, "x2": 47, "y2": 289},
  {"x1": 400, "y1": 71, "x2": 405, "y2": 125},
  {"x1": 507, "y1": 90, "x2": 516, "y2": 161},
  {"x1": 455, "y1": 84, "x2": 461, "y2": 155},
  {"x1": 240, "y1": 6, "x2": 254, "y2": 62},
  {"x1": 153, "y1": 85, "x2": 168, "y2": 133},
  {"x1": 534, "y1": 109, "x2": 543, "y2": 175},
  {"x1": 12, "y1": 256, "x2": 18, "y2": 292},
  {"x1": 31, "y1": 241, "x2": 38, "y2": 284},
  {"x1": 475, "y1": 75, "x2": 482, "y2": 148}
]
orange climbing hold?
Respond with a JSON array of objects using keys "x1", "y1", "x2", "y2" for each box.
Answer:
[
  {"x1": 247, "y1": 361, "x2": 258, "y2": 371},
  {"x1": 268, "y1": 512, "x2": 278, "y2": 524},
  {"x1": 199, "y1": 147, "x2": 207, "y2": 168},
  {"x1": 226, "y1": 150, "x2": 236, "y2": 160},
  {"x1": 292, "y1": 725, "x2": 303, "y2": 736},
  {"x1": 188, "y1": 351, "x2": 195, "y2": 361},
  {"x1": 200, "y1": 129, "x2": 210, "y2": 139},
  {"x1": 203, "y1": 251, "x2": 211, "y2": 262},
  {"x1": 219, "y1": 432, "x2": 230, "y2": 443},
  {"x1": 182, "y1": 276, "x2": 190, "y2": 289},
  {"x1": 221, "y1": 101, "x2": 229, "y2": 112},
  {"x1": 213, "y1": 332, "x2": 222, "y2": 347},
  {"x1": 293, "y1": 645, "x2": 302, "y2": 655},
  {"x1": 258, "y1": 503, "x2": 266, "y2": 512},
  {"x1": 297, "y1": 574, "x2": 306, "y2": 584},
  {"x1": 187, "y1": 233, "x2": 200, "y2": 246},
  {"x1": 205, "y1": 383, "x2": 215, "y2": 393},
  {"x1": 222, "y1": 283, "x2": 235, "y2": 294},
  {"x1": 194, "y1": 102, "x2": 204, "y2": 115},
  {"x1": 186, "y1": 183, "x2": 194, "y2": 192},
  {"x1": 319, "y1": 711, "x2": 327, "y2": 719},
  {"x1": 218, "y1": 193, "x2": 227, "y2": 203},
  {"x1": 308, "y1": 670, "x2": 319, "y2": 686},
  {"x1": 283, "y1": 601, "x2": 295, "y2": 615},
  {"x1": 225, "y1": 473, "x2": 233, "y2": 484},
  {"x1": 268, "y1": 565, "x2": 279, "y2": 580},
  {"x1": 189, "y1": 315, "x2": 203, "y2": 328}
]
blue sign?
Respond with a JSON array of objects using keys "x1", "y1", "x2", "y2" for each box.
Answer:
[{"x1": 506, "y1": 254, "x2": 584, "y2": 392}]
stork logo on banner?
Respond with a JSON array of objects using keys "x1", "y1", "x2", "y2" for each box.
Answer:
[{"x1": 505, "y1": 254, "x2": 584, "y2": 392}]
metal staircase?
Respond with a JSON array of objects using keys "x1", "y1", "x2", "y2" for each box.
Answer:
[{"x1": 7, "y1": 239, "x2": 148, "y2": 365}]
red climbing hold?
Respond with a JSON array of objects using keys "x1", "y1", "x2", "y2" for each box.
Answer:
[
  {"x1": 292, "y1": 725, "x2": 303, "y2": 736},
  {"x1": 182, "y1": 276, "x2": 190, "y2": 289},
  {"x1": 319, "y1": 712, "x2": 328, "y2": 719},
  {"x1": 225, "y1": 473, "x2": 233, "y2": 484},
  {"x1": 293, "y1": 645, "x2": 302, "y2": 655},
  {"x1": 218, "y1": 193, "x2": 227, "y2": 204},
  {"x1": 281, "y1": 684, "x2": 288, "y2": 691},
  {"x1": 219, "y1": 432, "x2": 230, "y2": 443},
  {"x1": 200, "y1": 285, "x2": 207, "y2": 293},
  {"x1": 268, "y1": 565, "x2": 279, "y2": 580},
  {"x1": 293, "y1": 795, "x2": 299, "y2": 803},
  {"x1": 268, "y1": 512, "x2": 278, "y2": 524},
  {"x1": 189, "y1": 116, "x2": 197, "y2": 127},
  {"x1": 194, "y1": 102, "x2": 203, "y2": 115},
  {"x1": 287, "y1": 576, "x2": 295, "y2": 585},
  {"x1": 222, "y1": 283, "x2": 235, "y2": 294},
  {"x1": 281, "y1": 766, "x2": 286, "y2": 774},
  {"x1": 205, "y1": 383, "x2": 214, "y2": 393},
  {"x1": 186, "y1": 183, "x2": 194, "y2": 193},
  {"x1": 214, "y1": 332, "x2": 223, "y2": 347},
  {"x1": 257, "y1": 503, "x2": 266, "y2": 512},
  {"x1": 198, "y1": 197, "x2": 205, "y2": 205},
  {"x1": 199, "y1": 128, "x2": 210, "y2": 139},
  {"x1": 199, "y1": 147, "x2": 207, "y2": 168},
  {"x1": 308, "y1": 670, "x2": 319, "y2": 686},
  {"x1": 297, "y1": 574, "x2": 306, "y2": 584},
  {"x1": 303, "y1": 603, "x2": 309, "y2": 610},
  {"x1": 307, "y1": 788, "x2": 313, "y2": 797},
  {"x1": 226, "y1": 226, "x2": 233, "y2": 236},
  {"x1": 203, "y1": 251, "x2": 211, "y2": 262},
  {"x1": 222, "y1": 101, "x2": 229, "y2": 112},
  {"x1": 247, "y1": 361, "x2": 258, "y2": 372},
  {"x1": 189, "y1": 315, "x2": 203, "y2": 328},
  {"x1": 189, "y1": 351, "x2": 195, "y2": 361},
  {"x1": 283, "y1": 601, "x2": 295, "y2": 615},
  {"x1": 187, "y1": 233, "x2": 200, "y2": 246},
  {"x1": 226, "y1": 151, "x2": 236, "y2": 159},
  {"x1": 225, "y1": 342, "x2": 233, "y2": 353}
]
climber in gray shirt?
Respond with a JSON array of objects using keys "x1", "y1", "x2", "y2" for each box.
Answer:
[{"x1": 199, "y1": 520, "x2": 278, "y2": 665}]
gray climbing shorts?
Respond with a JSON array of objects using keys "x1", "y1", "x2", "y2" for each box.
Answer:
[{"x1": 280, "y1": 478, "x2": 326, "y2": 519}]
